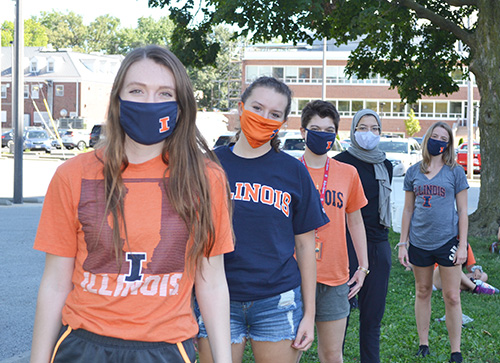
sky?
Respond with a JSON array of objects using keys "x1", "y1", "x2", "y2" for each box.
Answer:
[{"x1": 0, "y1": 0, "x2": 166, "y2": 28}]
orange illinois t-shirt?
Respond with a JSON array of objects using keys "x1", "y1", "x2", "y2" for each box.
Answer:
[
  {"x1": 306, "y1": 158, "x2": 367, "y2": 286},
  {"x1": 34, "y1": 151, "x2": 233, "y2": 343}
]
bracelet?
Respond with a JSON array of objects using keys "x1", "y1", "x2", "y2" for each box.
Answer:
[
  {"x1": 394, "y1": 242, "x2": 408, "y2": 250},
  {"x1": 357, "y1": 266, "x2": 370, "y2": 275}
]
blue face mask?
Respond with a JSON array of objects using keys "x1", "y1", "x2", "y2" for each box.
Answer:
[
  {"x1": 427, "y1": 137, "x2": 448, "y2": 156},
  {"x1": 305, "y1": 128, "x2": 336, "y2": 155},
  {"x1": 119, "y1": 98, "x2": 178, "y2": 145}
]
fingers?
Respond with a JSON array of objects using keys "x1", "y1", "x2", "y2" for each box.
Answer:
[{"x1": 292, "y1": 329, "x2": 313, "y2": 351}]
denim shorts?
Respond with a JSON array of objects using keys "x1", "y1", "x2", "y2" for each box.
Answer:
[
  {"x1": 315, "y1": 282, "x2": 350, "y2": 322},
  {"x1": 409, "y1": 236, "x2": 461, "y2": 267},
  {"x1": 195, "y1": 286, "x2": 303, "y2": 343}
]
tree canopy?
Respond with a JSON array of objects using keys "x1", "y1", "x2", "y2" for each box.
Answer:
[{"x1": 148, "y1": 0, "x2": 500, "y2": 237}]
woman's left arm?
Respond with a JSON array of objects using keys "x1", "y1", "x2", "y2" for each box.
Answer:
[
  {"x1": 455, "y1": 188, "x2": 468, "y2": 265},
  {"x1": 195, "y1": 255, "x2": 232, "y2": 363},
  {"x1": 292, "y1": 230, "x2": 316, "y2": 351}
]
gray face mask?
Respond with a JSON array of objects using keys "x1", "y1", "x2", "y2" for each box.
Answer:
[{"x1": 354, "y1": 131, "x2": 380, "y2": 150}]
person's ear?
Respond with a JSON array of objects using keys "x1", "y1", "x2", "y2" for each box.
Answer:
[{"x1": 300, "y1": 127, "x2": 306, "y2": 139}]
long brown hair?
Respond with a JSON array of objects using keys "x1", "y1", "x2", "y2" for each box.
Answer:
[
  {"x1": 420, "y1": 121, "x2": 457, "y2": 174},
  {"x1": 101, "y1": 45, "x2": 229, "y2": 271}
]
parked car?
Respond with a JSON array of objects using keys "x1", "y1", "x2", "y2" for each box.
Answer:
[
  {"x1": 279, "y1": 130, "x2": 345, "y2": 158},
  {"x1": 377, "y1": 137, "x2": 422, "y2": 176},
  {"x1": 213, "y1": 131, "x2": 237, "y2": 149},
  {"x1": 2, "y1": 130, "x2": 14, "y2": 148},
  {"x1": 89, "y1": 124, "x2": 104, "y2": 148},
  {"x1": 456, "y1": 142, "x2": 481, "y2": 174},
  {"x1": 23, "y1": 129, "x2": 52, "y2": 153},
  {"x1": 62, "y1": 129, "x2": 90, "y2": 150}
]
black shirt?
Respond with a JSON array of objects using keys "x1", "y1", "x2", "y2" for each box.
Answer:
[{"x1": 334, "y1": 151, "x2": 393, "y2": 243}]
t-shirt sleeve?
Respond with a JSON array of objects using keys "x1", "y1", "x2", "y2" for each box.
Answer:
[
  {"x1": 454, "y1": 166, "x2": 469, "y2": 195},
  {"x1": 292, "y1": 163, "x2": 330, "y2": 235},
  {"x1": 403, "y1": 166, "x2": 415, "y2": 192},
  {"x1": 346, "y1": 168, "x2": 368, "y2": 214},
  {"x1": 205, "y1": 164, "x2": 234, "y2": 257},
  {"x1": 33, "y1": 164, "x2": 79, "y2": 257}
]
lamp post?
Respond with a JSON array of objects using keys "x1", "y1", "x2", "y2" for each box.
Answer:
[{"x1": 13, "y1": 0, "x2": 24, "y2": 203}]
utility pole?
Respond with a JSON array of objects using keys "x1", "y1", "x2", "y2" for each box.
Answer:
[
  {"x1": 13, "y1": 0, "x2": 24, "y2": 203},
  {"x1": 466, "y1": 73, "x2": 474, "y2": 180},
  {"x1": 322, "y1": 38, "x2": 327, "y2": 101}
]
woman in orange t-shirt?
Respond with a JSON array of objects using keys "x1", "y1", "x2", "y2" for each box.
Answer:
[{"x1": 30, "y1": 46, "x2": 233, "y2": 363}]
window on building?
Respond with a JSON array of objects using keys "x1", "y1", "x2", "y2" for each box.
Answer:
[
  {"x1": 272, "y1": 67, "x2": 284, "y2": 81},
  {"x1": 352, "y1": 100, "x2": 363, "y2": 113},
  {"x1": 298, "y1": 67, "x2": 310, "y2": 83},
  {"x1": 379, "y1": 101, "x2": 391, "y2": 115},
  {"x1": 1, "y1": 85, "x2": 6, "y2": 99},
  {"x1": 285, "y1": 66, "x2": 298, "y2": 83},
  {"x1": 246, "y1": 66, "x2": 259, "y2": 82},
  {"x1": 311, "y1": 68, "x2": 323, "y2": 83},
  {"x1": 31, "y1": 85, "x2": 40, "y2": 99},
  {"x1": 24, "y1": 85, "x2": 29, "y2": 99},
  {"x1": 409, "y1": 103, "x2": 419, "y2": 116},
  {"x1": 338, "y1": 100, "x2": 350, "y2": 115},
  {"x1": 47, "y1": 59, "x2": 55, "y2": 72},
  {"x1": 259, "y1": 66, "x2": 272, "y2": 77},
  {"x1": 326, "y1": 67, "x2": 337, "y2": 84},
  {"x1": 435, "y1": 102, "x2": 448, "y2": 117},
  {"x1": 450, "y1": 101, "x2": 462, "y2": 116},
  {"x1": 338, "y1": 67, "x2": 348, "y2": 83},
  {"x1": 392, "y1": 102, "x2": 406, "y2": 117},
  {"x1": 56, "y1": 85, "x2": 64, "y2": 96},
  {"x1": 298, "y1": 99, "x2": 310, "y2": 112},
  {"x1": 366, "y1": 101, "x2": 378, "y2": 112},
  {"x1": 30, "y1": 59, "x2": 38, "y2": 73},
  {"x1": 420, "y1": 101, "x2": 433, "y2": 117}
]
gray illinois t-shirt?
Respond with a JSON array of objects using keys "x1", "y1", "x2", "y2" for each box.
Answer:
[{"x1": 403, "y1": 162, "x2": 469, "y2": 250}]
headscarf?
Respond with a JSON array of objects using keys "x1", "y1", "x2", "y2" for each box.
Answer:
[{"x1": 347, "y1": 109, "x2": 392, "y2": 228}]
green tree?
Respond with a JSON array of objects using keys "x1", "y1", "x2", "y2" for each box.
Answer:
[
  {"x1": 405, "y1": 109, "x2": 421, "y2": 137},
  {"x1": 1, "y1": 19, "x2": 48, "y2": 47},
  {"x1": 112, "y1": 16, "x2": 174, "y2": 54},
  {"x1": 87, "y1": 15, "x2": 121, "y2": 53},
  {"x1": 188, "y1": 26, "x2": 242, "y2": 110},
  {"x1": 149, "y1": 0, "x2": 500, "y2": 237},
  {"x1": 36, "y1": 10, "x2": 87, "y2": 51}
]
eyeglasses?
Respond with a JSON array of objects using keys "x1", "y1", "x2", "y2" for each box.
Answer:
[{"x1": 356, "y1": 126, "x2": 381, "y2": 133}]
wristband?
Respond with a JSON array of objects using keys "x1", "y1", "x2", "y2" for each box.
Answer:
[
  {"x1": 395, "y1": 242, "x2": 408, "y2": 250},
  {"x1": 357, "y1": 266, "x2": 370, "y2": 275}
]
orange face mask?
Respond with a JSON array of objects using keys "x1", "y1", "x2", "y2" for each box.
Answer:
[{"x1": 240, "y1": 105, "x2": 284, "y2": 148}]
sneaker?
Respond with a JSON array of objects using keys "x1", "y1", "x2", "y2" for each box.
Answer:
[
  {"x1": 415, "y1": 345, "x2": 430, "y2": 357},
  {"x1": 449, "y1": 352, "x2": 463, "y2": 362},
  {"x1": 474, "y1": 284, "x2": 496, "y2": 295},
  {"x1": 476, "y1": 280, "x2": 500, "y2": 294}
]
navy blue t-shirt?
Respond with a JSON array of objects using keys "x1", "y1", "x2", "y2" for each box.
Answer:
[{"x1": 215, "y1": 146, "x2": 329, "y2": 301}]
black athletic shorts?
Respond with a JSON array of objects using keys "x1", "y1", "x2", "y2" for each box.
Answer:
[
  {"x1": 51, "y1": 326, "x2": 196, "y2": 363},
  {"x1": 408, "y1": 236, "x2": 460, "y2": 267}
]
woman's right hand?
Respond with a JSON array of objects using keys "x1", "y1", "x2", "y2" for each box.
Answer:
[{"x1": 398, "y1": 244, "x2": 410, "y2": 267}]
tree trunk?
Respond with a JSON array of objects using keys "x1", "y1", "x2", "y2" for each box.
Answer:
[{"x1": 467, "y1": 1, "x2": 500, "y2": 238}]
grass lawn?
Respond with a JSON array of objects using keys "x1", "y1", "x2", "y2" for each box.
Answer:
[{"x1": 239, "y1": 230, "x2": 500, "y2": 362}]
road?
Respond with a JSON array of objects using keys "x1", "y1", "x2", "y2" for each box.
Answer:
[{"x1": 0, "y1": 153, "x2": 482, "y2": 362}]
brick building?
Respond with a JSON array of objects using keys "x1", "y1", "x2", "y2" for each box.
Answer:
[
  {"x1": 1, "y1": 46, "x2": 123, "y2": 131},
  {"x1": 240, "y1": 42, "x2": 480, "y2": 140}
]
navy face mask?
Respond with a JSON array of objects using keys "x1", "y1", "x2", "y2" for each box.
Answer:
[
  {"x1": 427, "y1": 137, "x2": 448, "y2": 156},
  {"x1": 305, "y1": 128, "x2": 336, "y2": 155},
  {"x1": 119, "y1": 98, "x2": 178, "y2": 145}
]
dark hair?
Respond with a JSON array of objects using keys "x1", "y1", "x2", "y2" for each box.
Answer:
[
  {"x1": 301, "y1": 100, "x2": 340, "y2": 132},
  {"x1": 240, "y1": 77, "x2": 292, "y2": 151}
]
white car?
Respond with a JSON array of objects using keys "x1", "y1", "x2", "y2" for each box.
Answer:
[
  {"x1": 61, "y1": 129, "x2": 90, "y2": 150},
  {"x1": 278, "y1": 130, "x2": 345, "y2": 159},
  {"x1": 378, "y1": 137, "x2": 422, "y2": 176}
]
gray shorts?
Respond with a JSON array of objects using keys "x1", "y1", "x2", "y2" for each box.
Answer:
[{"x1": 315, "y1": 282, "x2": 350, "y2": 322}]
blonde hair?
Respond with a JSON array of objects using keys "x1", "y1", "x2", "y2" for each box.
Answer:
[
  {"x1": 420, "y1": 121, "x2": 457, "y2": 174},
  {"x1": 100, "y1": 45, "x2": 230, "y2": 270}
]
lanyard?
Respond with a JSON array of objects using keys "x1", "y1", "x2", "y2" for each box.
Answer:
[{"x1": 300, "y1": 156, "x2": 330, "y2": 206}]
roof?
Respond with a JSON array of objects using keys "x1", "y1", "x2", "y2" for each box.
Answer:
[{"x1": 1, "y1": 46, "x2": 123, "y2": 83}]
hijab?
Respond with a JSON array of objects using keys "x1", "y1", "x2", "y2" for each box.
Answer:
[{"x1": 347, "y1": 109, "x2": 392, "y2": 228}]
